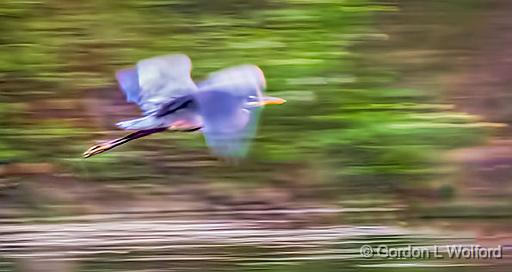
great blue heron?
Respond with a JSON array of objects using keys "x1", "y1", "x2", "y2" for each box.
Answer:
[{"x1": 83, "y1": 54, "x2": 285, "y2": 159}]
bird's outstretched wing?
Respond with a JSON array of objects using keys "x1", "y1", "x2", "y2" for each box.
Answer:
[
  {"x1": 116, "y1": 54, "x2": 197, "y2": 114},
  {"x1": 198, "y1": 64, "x2": 266, "y2": 99},
  {"x1": 196, "y1": 65, "x2": 267, "y2": 158}
]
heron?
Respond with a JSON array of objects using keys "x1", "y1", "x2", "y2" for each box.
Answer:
[{"x1": 83, "y1": 54, "x2": 285, "y2": 159}]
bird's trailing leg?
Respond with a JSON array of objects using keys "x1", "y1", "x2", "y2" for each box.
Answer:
[
  {"x1": 169, "y1": 120, "x2": 201, "y2": 132},
  {"x1": 83, "y1": 127, "x2": 167, "y2": 158}
]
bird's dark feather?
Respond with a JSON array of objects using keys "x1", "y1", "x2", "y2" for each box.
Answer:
[{"x1": 155, "y1": 94, "x2": 195, "y2": 117}]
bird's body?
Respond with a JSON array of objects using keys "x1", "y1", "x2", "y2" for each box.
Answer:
[{"x1": 83, "y1": 54, "x2": 285, "y2": 158}]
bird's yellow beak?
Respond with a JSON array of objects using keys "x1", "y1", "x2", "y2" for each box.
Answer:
[{"x1": 262, "y1": 96, "x2": 286, "y2": 106}]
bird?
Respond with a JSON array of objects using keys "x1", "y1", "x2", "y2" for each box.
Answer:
[{"x1": 83, "y1": 54, "x2": 285, "y2": 159}]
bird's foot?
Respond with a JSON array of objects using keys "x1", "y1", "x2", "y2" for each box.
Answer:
[{"x1": 83, "y1": 142, "x2": 113, "y2": 158}]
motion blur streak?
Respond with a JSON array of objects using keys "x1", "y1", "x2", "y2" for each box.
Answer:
[{"x1": 1, "y1": 0, "x2": 512, "y2": 271}]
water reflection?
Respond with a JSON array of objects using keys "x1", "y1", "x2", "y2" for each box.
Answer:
[{"x1": 0, "y1": 210, "x2": 480, "y2": 271}]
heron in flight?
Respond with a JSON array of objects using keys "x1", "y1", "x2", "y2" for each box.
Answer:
[{"x1": 83, "y1": 54, "x2": 285, "y2": 159}]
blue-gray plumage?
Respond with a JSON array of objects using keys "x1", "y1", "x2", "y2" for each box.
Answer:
[{"x1": 83, "y1": 54, "x2": 285, "y2": 159}]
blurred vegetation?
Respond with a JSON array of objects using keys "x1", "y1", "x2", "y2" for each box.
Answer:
[
  {"x1": 2, "y1": 2, "x2": 511, "y2": 272},
  {"x1": 0, "y1": 0, "x2": 487, "y2": 191}
]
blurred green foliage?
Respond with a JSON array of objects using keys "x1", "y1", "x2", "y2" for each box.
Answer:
[{"x1": 0, "y1": 0, "x2": 486, "y2": 188}]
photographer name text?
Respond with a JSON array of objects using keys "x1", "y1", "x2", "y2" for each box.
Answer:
[{"x1": 360, "y1": 244, "x2": 503, "y2": 259}]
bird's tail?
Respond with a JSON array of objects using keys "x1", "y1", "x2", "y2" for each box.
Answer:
[{"x1": 116, "y1": 116, "x2": 168, "y2": 130}]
